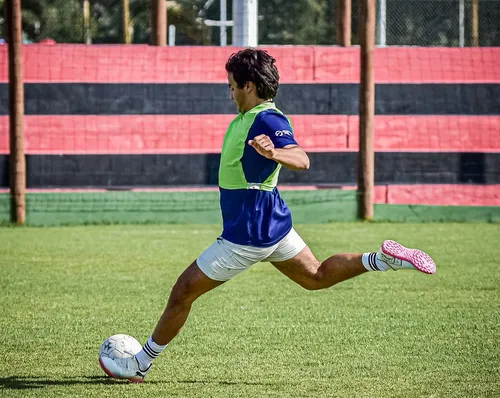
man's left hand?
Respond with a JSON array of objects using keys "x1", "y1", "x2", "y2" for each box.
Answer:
[{"x1": 248, "y1": 134, "x2": 276, "y2": 159}]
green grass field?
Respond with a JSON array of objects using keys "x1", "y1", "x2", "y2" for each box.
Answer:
[{"x1": 1, "y1": 223, "x2": 499, "y2": 397}]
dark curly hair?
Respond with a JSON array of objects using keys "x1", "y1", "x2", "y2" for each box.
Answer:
[{"x1": 225, "y1": 48, "x2": 280, "y2": 100}]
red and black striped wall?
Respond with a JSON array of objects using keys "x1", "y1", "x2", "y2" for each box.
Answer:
[{"x1": 0, "y1": 45, "x2": 499, "y2": 205}]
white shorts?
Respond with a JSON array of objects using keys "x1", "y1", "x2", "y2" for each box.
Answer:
[{"x1": 196, "y1": 228, "x2": 307, "y2": 281}]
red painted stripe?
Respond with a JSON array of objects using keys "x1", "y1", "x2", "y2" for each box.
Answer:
[
  {"x1": 0, "y1": 184, "x2": 498, "y2": 206},
  {"x1": 380, "y1": 184, "x2": 500, "y2": 206},
  {"x1": 302, "y1": 184, "x2": 500, "y2": 206},
  {"x1": 0, "y1": 115, "x2": 230, "y2": 154},
  {"x1": 0, "y1": 45, "x2": 316, "y2": 84},
  {"x1": 348, "y1": 115, "x2": 500, "y2": 152},
  {"x1": 0, "y1": 115, "x2": 349, "y2": 154},
  {"x1": 315, "y1": 47, "x2": 500, "y2": 83},
  {"x1": 0, "y1": 45, "x2": 499, "y2": 83},
  {"x1": 0, "y1": 115, "x2": 498, "y2": 154}
]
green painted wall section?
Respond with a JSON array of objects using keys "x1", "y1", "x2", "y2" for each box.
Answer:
[
  {"x1": 0, "y1": 194, "x2": 10, "y2": 224},
  {"x1": 0, "y1": 191, "x2": 498, "y2": 226}
]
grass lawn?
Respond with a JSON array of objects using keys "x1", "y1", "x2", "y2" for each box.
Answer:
[{"x1": 1, "y1": 223, "x2": 499, "y2": 397}]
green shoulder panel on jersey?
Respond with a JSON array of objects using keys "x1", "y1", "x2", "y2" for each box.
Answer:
[{"x1": 218, "y1": 102, "x2": 285, "y2": 191}]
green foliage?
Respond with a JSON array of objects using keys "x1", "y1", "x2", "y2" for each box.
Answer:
[
  {"x1": 21, "y1": 0, "x2": 88, "y2": 43},
  {"x1": 259, "y1": 0, "x2": 333, "y2": 45},
  {"x1": 17, "y1": 0, "x2": 211, "y2": 44},
  {"x1": 17, "y1": 0, "x2": 336, "y2": 45},
  {"x1": 12, "y1": 0, "x2": 500, "y2": 46},
  {"x1": 385, "y1": 0, "x2": 500, "y2": 47}
]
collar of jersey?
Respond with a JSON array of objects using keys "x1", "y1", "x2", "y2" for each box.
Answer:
[{"x1": 238, "y1": 101, "x2": 276, "y2": 117}]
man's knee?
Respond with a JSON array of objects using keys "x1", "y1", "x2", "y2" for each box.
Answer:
[
  {"x1": 170, "y1": 263, "x2": 220, "y2": 305},
  {"x1": 297, "y1": 270, "x2": 337, "y2": 291},
  {"x1": 170, "y1": 276, "x2": 200, "y2": 305}
]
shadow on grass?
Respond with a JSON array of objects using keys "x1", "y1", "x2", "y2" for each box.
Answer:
[
  {"x1": 0, "y1": 376, "x2": 275, "y2": 390},
  {"x1": 0, "y1": 375, "x2": 161, "y2": 389}
]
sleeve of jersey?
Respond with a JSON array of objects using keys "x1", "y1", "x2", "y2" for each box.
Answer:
[{"x1": 257, "y1": 112, "x2": 299, "y2": 149}]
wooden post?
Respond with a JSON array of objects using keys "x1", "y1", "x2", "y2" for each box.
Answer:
[
  {"x1": 151, "y1": 0, "x2": 167, "y2": 46},
  {"x1": 83, "y1": 0, "x2": 92, "y2": 44},
  {"x1": 123, "y1": 0, "x2": 132, "y2": 44},
  {"x1": 472, "y1": 0, "x2": 479, "y2": 47},
  {"x1": 357, "y1": 0, "x2": 375, "y2": 220},
  {"x1": 6, "y1": 0, "x2": 26, "y2": 225},
  {"x1": 336, "y1": 0, "x2": 351, "y2": 46}
]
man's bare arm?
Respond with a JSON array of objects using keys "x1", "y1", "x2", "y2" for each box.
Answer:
[{"x1": 248, "y1": 134, "x2": 310, "y2": 171}]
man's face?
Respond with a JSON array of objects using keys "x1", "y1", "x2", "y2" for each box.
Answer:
[{"x1": 228, "y1": 73, "x2": 247, "y2": 112}]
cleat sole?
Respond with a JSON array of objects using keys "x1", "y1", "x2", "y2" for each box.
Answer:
[
  {"x1": 99, "y1": 357, "x2": 145, "y2": 383},
  {"x1": 99, "y1": 357, "x2": 117, "y2": 378},
  {"x1": 382, "y1": 240, "x2": 436, "y2": 274}
]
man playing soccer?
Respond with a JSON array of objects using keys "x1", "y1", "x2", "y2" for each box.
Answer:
[{"x1": 100, "y1": 48, "x2": 436, "y2": 382}]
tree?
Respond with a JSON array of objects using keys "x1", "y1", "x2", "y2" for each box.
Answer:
[
  {"x1": 259, "y1": 0, "x2": 333, "y2": 45},
  {"x1": 21, "y1": 0, "x2": 89, "y2": 43},
  {"x1": 16, "y1": 0, "x2": 210, "y2": 45},
  {"x1": 197, "y1": 0, "x2": 335, "y2": 45},
  {"x1": 11, "y1": 0, "x2": 500, "y2": 46}
]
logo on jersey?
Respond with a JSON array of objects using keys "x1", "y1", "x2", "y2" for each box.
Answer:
[{"x1": 275, "y1": 130, "x2": 293, "y2": 137}]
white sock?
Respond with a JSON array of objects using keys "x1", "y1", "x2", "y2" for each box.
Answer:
[
  {"x1": 362, "y1": 252, "x2": 389, "y2": 271},
  {"x1": 135, "y1": 336, "x2": 167, "y2": 370}
]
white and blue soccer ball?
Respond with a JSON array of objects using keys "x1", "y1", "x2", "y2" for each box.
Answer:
[{"x1": 99, "y1": 334, "x2": 142, "y2": 360}]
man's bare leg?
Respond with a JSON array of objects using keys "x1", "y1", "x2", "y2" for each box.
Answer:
[
  {"x1": 99, "y1": 260, "x2": 223, "y2": 381},
  {"x1": 273, "y1": 240, "x2": 436, "y2": 290},
  {"x1": 151, "y1": 260, "x2": 224, "y2": 345},
  {"x1": 272, "y1": 246, "x2": 367, "y2": 290}
]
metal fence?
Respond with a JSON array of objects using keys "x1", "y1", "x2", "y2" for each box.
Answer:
[
  {"x1": 380, "y1": 0, "x2": 500, "y2": 47},
  {"x1": 6, "y1": 0, "x2": 500, "y2": 46}
]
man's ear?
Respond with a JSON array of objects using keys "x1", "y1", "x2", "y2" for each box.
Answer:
[{"x1": 246, "y1": 81, "x2": 255, "y2": 93}]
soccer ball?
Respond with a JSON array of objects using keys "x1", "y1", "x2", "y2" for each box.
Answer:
[{"x1": 99, "y1": 334, "x2": 142, "y2": 360}]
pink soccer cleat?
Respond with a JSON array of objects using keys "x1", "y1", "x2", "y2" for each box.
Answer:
[{"x1": 377, "y1": 240, "x2": 436, "y2": 274}]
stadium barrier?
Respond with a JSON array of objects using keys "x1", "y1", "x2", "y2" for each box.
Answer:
[{"x1": 0, "y1": 45, "x2": 498, "y2": 224}]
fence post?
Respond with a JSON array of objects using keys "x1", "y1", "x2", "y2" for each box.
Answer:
[
  {"x1": 123, "y1": 0, "x2": 132, "y2": 44},
  {"x1": 220, "y1": 0, "x2": 228, "y2": 46},
  {"x1": 472, "y1": 0, "x2": 479, "y2": 47},
  {"x1": 151, "y1": 0, "x2": 167, "y2": 46},
  {"x1": 336, "y1": 0, "x2": 351, "y2": 46},
  {"x1": 83, "y1": 0, "x2": 92, "y2": 44},
  {"x1": 357, "y1": 0, "x2": 375, "y2": 220},
  {"x1": 375, "y1": 0, "x2": 386, "y2": 46},
  {"x1": 459, "y1": 0, "x2": 465, "y2": 47},
  {"x1": 6, "y1": 0, "x2": 26, "y2": 225},
  {"x1": 232, "y1": 0, "x2": 258, "y2": 47}
]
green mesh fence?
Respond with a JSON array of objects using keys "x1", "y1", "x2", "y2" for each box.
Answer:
[
  {"x1": 1, "y1": 190, "x2": 499, "y2": 226},
  {"x1": 0, "y1": 189, "x2": 357, "y2": 226}
]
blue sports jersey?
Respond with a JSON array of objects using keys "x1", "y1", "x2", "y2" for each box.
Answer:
[{"x1": 219, "y1": 103, "x2": 298, "y2": 247}]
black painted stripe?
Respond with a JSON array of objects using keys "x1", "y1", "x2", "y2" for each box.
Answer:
[
  {"x1": 0, "y1": 152, "x2": 498, "y2": 188},
  {"x1": 0, "y1": 83, "x2": 498, "y2": 115}
]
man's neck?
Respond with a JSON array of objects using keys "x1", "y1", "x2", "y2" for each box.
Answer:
[{"x1": 240, "y1": 98, "x2": 272, "y2": 114}]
